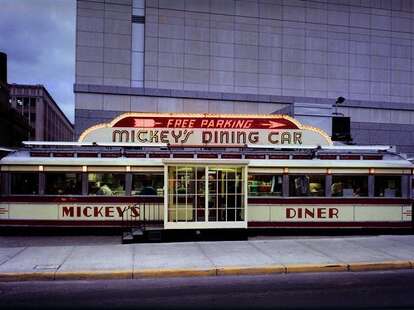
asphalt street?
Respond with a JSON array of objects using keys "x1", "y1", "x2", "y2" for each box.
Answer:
[{"x1": 1, "y1": 270, "x2": 414, "y2": 309}]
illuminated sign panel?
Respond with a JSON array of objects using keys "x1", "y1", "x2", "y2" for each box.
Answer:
[{"x1": 79, "y1": 113, "x2": 333, "y2": 147}]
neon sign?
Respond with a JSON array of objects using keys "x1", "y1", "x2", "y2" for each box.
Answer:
[{"x1": 79, "y1": 113, "x2": 333, "y2": 147}]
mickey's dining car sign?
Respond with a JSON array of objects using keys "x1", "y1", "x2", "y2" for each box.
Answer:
[{"x1": 79, "y1": 113, "x2": 333, "y2": 147}]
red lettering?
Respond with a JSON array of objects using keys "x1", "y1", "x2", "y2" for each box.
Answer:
[
  {"x1": 62, "y1": 206, "x2": 74, "y2": 217},
  {"x1": 131, "y1": 207, "x2": 140, "y2": 218},
  {"x1": 304, "y1": 208, "x2": 314, "y2": 218},
  {"x1": 317, "y1": 208, "x2": 326, "y2": 218},
  {"x1": 94, "y1": 207, "x2": 104, "y2": 217},
  {"x1": 105, "y1": 207, "x2": 113, "y2": 217},
  {"x1": 167, "y1": 119, "x2": 174, "y2": 127},
  {"x1": 329, "y1": 208, "x2": 339, "y2": 219},
  {"x1": 224, "y1": 120, "x2": 232, "y2": 128},
  {"x1": 116, "y1": 206, "x2": 126, "y2": 217},
  {"x1": 286, "y1": 208, "x2": 296, "y2": 219},
  {"x1": 83, "y1": 206, "x2": 92, "y2": 217}
]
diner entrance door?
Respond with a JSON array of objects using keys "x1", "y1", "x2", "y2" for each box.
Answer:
[{"x1": 164, "y1": 164, "x2": 247, "y2": 229}]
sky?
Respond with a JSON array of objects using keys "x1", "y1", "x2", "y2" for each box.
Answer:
[{"x1": 0, "y1": 0, "x2": 76, "y2": 123}]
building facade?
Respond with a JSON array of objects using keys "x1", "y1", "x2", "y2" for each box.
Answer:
[
  {"x1": 9, "y1": 84, "x2": 74, "y2": 141},
  {"x1": 0, "y1": 52, "x2": 32, "y2": 148},
  {"x1": 75, "y1": 0, "x2": 414, "y2": 155}
]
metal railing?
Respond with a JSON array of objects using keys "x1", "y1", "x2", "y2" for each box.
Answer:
[{"x1": 121, "y1": 203, "x2": 163, "y2": 231}]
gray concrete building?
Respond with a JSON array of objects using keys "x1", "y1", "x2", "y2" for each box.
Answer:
[
  {"x1": 10, "y1": 84, "x2": 74, "y2": 141},
  {"x1": 75, "y1": 0, "x2": 414, "y2": 155}
]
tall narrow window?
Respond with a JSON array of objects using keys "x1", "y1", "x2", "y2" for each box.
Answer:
[{"x1": 131, "y1": 0, "x2": 145, "y2": 87}]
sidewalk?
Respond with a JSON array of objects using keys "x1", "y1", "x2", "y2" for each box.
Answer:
[{"x1": 0, "y1": 235, "x2": 414, "y2": 281}]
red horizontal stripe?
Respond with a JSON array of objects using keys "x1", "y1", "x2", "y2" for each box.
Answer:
[
  {"x1": 248, "y1": 198, "x2": 412, "y2": 205},
  {"x1": 0, "y1": 219, "x2": 163, "y2": 227},
  {"x1": 248, "y1": 221, "x2": 413, "y2": 228},
  {"x1": 0, "y1": 196, "x2": 410, "y2": 205},
  {"x1": 0, "y1": 196, "x2": 164, "y2": 203},
  {"x1": 0, "y1": 219, "x2": 410, "y2": 229}
]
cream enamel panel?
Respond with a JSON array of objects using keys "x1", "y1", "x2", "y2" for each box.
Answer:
[
  {"x1": 288, "y1": 168, "x2": 327, "y2": 174},
  {"x1": 4, "y1": 203, "x2": 164, "y2": 222},
  {"x1": 331, "y1": 168, "x2": 369, "y2": 174},
  {"x1": 9, "y1": 203, "x2": 58, "y2": 220},
  {"x1": 248, "y1": 206, "x2": 270, "y2": 221},
  {"x1": 44, "y1": 166, "x2": 83, "y2": 172},
  {"x1": 270, "y1": 204, "x2": 284, "y2": 221},
  {"x1": 270, "y1": 205, "x2": 354, "y2": 222},
  {"x1": 130, "y1": 166, "x2": 164, "y2": 172},
  {"x1": 0, "y1": 203, "x2": 9, "y2": 219},
  {"x1": 354, "y1": 206, "x2": 403, "y2": 221},
  {"x1": 87, "y1": 166, "x2": 126, "y2": 172},
  {"x1": 2, "y1": 166, "x2": 38, "y2": 172},
  {"x1": 402, "y1": 205, "x2": 412, "y2": 221},
  {"x1": 249, "y1": 168, "x2": 284, "y2": 174},
  {"x1": 374, "y1": 169, "x2": 411, "y2": 174}
]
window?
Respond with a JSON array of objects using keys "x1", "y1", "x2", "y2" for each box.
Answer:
[
  {"x1": 168, "y1": 166, "x2": 205, "y2": 222},
  {"x1": 208, "y1": 167, "x2": 244, "y2": 222},
  {"x1": 11, "y1": 172, "x2": 38, "y2": 195},
  {"x1": 45, "y1": 173, "x2": 82, "y2": 195},
  {"x1": 167, "y1": 166, "x2": 245, "y2": 223},
  {"x1": 289, "y1": 175, "x2": 325, "y2": 197},
  {"x1": 88, "y1": 173, "x2": 125, "y2": 196},
  {"x1": 332, "y1": 175, "x2": 368, "y2": 197},
  {"x1": 248, "y1": 174, "x2": 282, "y2": 196},
  {"x1": 30, "y1": 97, "x2": 36, "y2": 107},
  {"x1": 132, "y1": 173, "x2": 164, "y2": 196},
  {"x1": 375, "y1": 176, "x2": 401, "y2": 197}
]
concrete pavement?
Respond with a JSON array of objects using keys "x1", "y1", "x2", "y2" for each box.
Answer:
[{"x1": 0, "y1": 235, "x2": 414, "y2": 281}]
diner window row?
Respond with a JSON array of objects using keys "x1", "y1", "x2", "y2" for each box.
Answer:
[
  {"x1": 5, "y1": 172, "x2": 164, "y2": 196},
  {"x1": 248, "y1": 174, "x2": 408, "y2": 198},
  {"x1": 2, "y1": 171, "x2": 410, "y2": 198}
]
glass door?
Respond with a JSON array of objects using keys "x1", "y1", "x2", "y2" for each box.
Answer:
[{"x1": 165, "y1": 165, "x2": 247, "y2": 229}]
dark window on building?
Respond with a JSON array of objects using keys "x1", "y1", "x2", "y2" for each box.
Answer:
[
  {"x1": 88, "y1": 173, "x2": 125, "y2": 196},
  {"x1": 289, "y1": 175, "x2": 325, "y2": 197},
  {"x1": 11, "y1": 172, "x2": 38, "y2": 195},
  {"x1": 132, "y1": 173, "x2": 164, "y2": 196},
  {"x1": 332, "y1": 175, "x2": 368, "y2": 197},
  {"x1": 375, "y1": 176, "x2": 401, "y2": 197},
  {"x1": 30, "y1": 97, "x2": 36, "y2": 107},
  {"x1": 248, "y1": 174, "x2": 283, "y2": 196}
]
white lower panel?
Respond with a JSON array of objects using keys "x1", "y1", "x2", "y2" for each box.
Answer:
[
  {"x1": 250, "y1": 204, "x2": 411, "y2": 222},
  {"x1": 0, "y1": 203, "x2": 164, "y2": 221}
]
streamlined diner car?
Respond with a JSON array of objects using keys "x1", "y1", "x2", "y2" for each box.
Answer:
[{"x1": 0, "y1": 113, "x2": 412, "y2": 232}]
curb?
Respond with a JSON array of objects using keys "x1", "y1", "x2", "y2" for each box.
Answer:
[{"x1": 0, "y1": 261, "x2": 412, "y2": 282}]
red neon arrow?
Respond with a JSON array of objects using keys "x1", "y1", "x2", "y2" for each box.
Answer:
[
  {"x1": 261, "y1": 120, "x2": 285, "y2": 129},
  {"x1": 134, "y1": 119, "x2": 156, "y2": 128}
]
